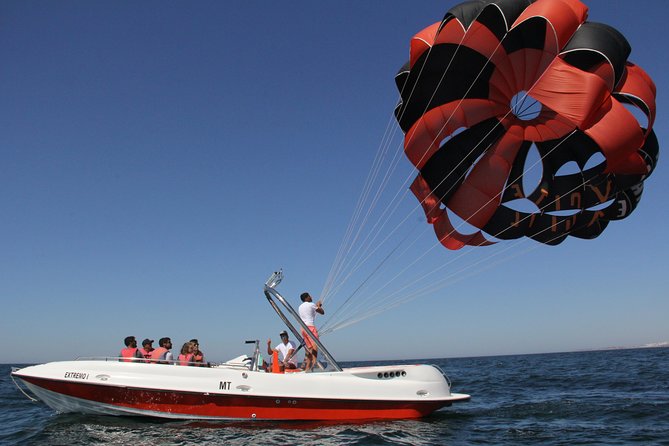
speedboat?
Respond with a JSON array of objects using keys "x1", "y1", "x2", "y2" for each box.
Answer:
[{"x1": 11, "y1": 272, "x2": 469, "y2": 420}]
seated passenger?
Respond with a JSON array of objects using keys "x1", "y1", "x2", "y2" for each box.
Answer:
[
  {"x1": 120, "y1": 336, "x2": 143, "y2": 362},
  {"x1": 190, "y1": 339, "x2": 205, "y2": 366},
  {"x1": 139, "y1": 339, "x2": 154, "y2": 360},
  {"x1": 150, "y1": 337, "x2": 173, "y2": 364},
  {"x1": 178, "y1": 342, "x2": 195, "y2": 366},
  {"x1": 267, "y1": 330, "x2": 298, "y2": 371}
]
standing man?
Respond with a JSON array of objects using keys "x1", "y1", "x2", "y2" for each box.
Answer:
[
  {"x1": 298, "y1": 292, "x2": 324, "y2": 371},
  {"x1": 267, "y1": 330, "x2": 298, "y2": 371},
  {"x1": 120, "y1": 336, "x2": 143, "y2": 362}
]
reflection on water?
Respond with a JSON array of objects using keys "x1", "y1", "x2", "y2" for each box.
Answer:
[{"x1": 29, "y1": 411, "x2": 462, "y2": 446}]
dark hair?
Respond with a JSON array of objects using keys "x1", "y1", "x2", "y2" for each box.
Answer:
[
  {"x1": 159, "y1": 337, "x2": 171, "y2": 347},
  {"x1": 124, "y1": 336, "x2": 136, "y2": 347},
  {"x1": 190, "y1": 339, "x2": 199, "y2": 344},
  {"x1": 300, "y1": 292, "x2": 310, "y2": 302}
]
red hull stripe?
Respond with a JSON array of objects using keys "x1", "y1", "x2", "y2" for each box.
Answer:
[{"x1": 19, "y1": 376, "x2": 460, "y2": 420}]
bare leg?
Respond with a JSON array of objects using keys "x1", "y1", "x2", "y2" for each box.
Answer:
[
  {"x1": 311, "y1": 350, "x2": 318, "y2": 371},
  {"x1": 302, "y1": 351, "x2": 312, "y2": 370},
  {"x1": 305, "y1": 348, "x2": 318, "y2": 371}
]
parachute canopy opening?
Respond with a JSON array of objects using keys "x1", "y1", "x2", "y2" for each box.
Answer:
[
  {"x1": 502, "y1": 198, "x2": 541, "y2": 214},
  {"x1": 586, "y1": 198, "x2": 615, "y2": 212},
  {"x1": 584, "y1": 152, "x2": 606, "y2": 171},
  {"x1": 522, "y1": 143, "x2": 543, "y2": 196},
  {"x1": 511, "y1": 91, "x2": 542, "y2": 121},
  {"x1": 555, "y1": 161, "x2": 582, "y2": 177}
]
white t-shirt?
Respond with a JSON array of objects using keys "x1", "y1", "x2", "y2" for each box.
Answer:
[
  {"x1": 299, "y1": 302, "x2": 317, "y2": 326},
  {"x1": 275, "y1": 341, "x2": 297, "y2": 365}
]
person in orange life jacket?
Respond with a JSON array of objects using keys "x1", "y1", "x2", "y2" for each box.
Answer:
[
  {"x1": 139, "y1": 339, "x2": 154, "y2": 359},
  {"x1": 150, "y1": 337, "x2": 173, "y2": 364},
  {"x1": 298, "y1": 292, "x2": 324, "y2": 371},
  {"x1": 178, "y1": 342, "x2": 195, "y2": 366},
  {"x1": 120, "y1": 336, "x2": 143, "y2": 362},
  {"x1": 267, "y1": 330, "x2": 298, "y2": 371},
  {"x1": 190, "y1": 339, "x2": 205, "y2": 366}
]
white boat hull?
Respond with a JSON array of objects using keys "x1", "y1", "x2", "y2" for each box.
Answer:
[{"x1": 13, "y1": 360, "x2": 469, "y2": 420}]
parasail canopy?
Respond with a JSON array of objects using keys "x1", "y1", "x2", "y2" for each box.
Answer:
[{"x1": 395, "y1": 0, "x2": 658, "y2": 250}]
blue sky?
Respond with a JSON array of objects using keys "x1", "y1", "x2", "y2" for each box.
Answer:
[{"x1": 1, "y1": 1, "x2": 667, "y2": 363}]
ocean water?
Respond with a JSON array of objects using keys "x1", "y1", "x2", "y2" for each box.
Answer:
[{"x1": 1, "y1": 348, "x2": 668, "y2": 445}]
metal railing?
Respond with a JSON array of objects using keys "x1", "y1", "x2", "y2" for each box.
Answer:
[
  {"x1": 263, "y1": 271, "x2": 342, "y2": 372},
  {"x1": 432, "y1": 364, "x2": 452, "y2": 388},
  {"x1": 74, "y1": 356, "x2": 214, "y2": 367}
]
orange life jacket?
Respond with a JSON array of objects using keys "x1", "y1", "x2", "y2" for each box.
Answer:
[
  {"x1": 139, "y1": 348, "x2": 153, "y2": 359},
  {"x1": 178, "y1": 353, "x2": 194, "y2": 366},
  {"x1": 151, "y1": 347, "x2": 168, "y2": 363},
  {"x1": 120, "y1": 347, "x2": 139, "y2": 362},
  {"x1": 271, "y1": 350, "x2": 283, "y2": 374}
]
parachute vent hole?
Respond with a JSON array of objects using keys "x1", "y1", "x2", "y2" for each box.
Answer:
[
  {"x1": 584, "y1": 152, "x2": 606, "y2": 171},
  {"x1": 586, "y1": 198, "x2": 615, "y2": 212},
  {"x1": 522, "y1": 143, "x2": 543, "y2": 195},
  {"x1": 445, "y1": 207, "x2": 484, "y2": 235},
  {"x1": 622, "y1": 101, "x2": 650, "y2": 130},
  {"x1": 502, "y1": 198, "x2": 541, "y2": 214},
  {"x1": 438, "y1": 127, "x2": 467, "y2": 149},
  {"x1": 554, "y1": 161, "x2": 582, "y2": 177},
  {"x1": 511, "y1": 91, "x2": 542, "y2": 121}
]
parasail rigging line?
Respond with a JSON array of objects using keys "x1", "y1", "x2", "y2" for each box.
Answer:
[
  {"x1": 323, "y1": 27, "x2": 520, "y2": 315},
  {"x1": 322, "y1": 128, "x2": 582, "y2": 333},
  {"x1": 320, "y1": 19, "x2": 494, "y2": 303},
  {"x1": 327, "y1": 16, "x2": 591, "y2": 301},
  {"x1": 319, "y1": 7, "x2": 626, "y2": 333},
  {"x1": 320, "y1": 227, "x2": 419, "y2": 329},
  {"x1": 320, "y1": 113, "x2": 400, "y2": 302},
  {"x1": 321, "y1": 130, "x2": 411, "y2": 303},
  {"x1": 320, "y1": 27, "x2": 500, "y2": 304},
  {"x1": 322, "y1": 169, "x2": 592, "y2": 335},
  {"x1": 321, "y1": 30, "x2": 473, "y2": 303}
]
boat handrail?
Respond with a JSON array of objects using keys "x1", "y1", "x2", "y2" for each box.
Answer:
[
  {"x1": 431, "y1": 364, "x2": 452, "y2": 388},
  {"x1": 73, "y1": 356, "x2": 219, "y2": 367},
  {"x1": 245, "y1": 340, "x2": 262, "y2": 371}
]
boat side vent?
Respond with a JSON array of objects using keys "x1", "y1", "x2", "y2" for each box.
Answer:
[{"x1": 376, "y1": 370, "x2": 406, "y2": 379}]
